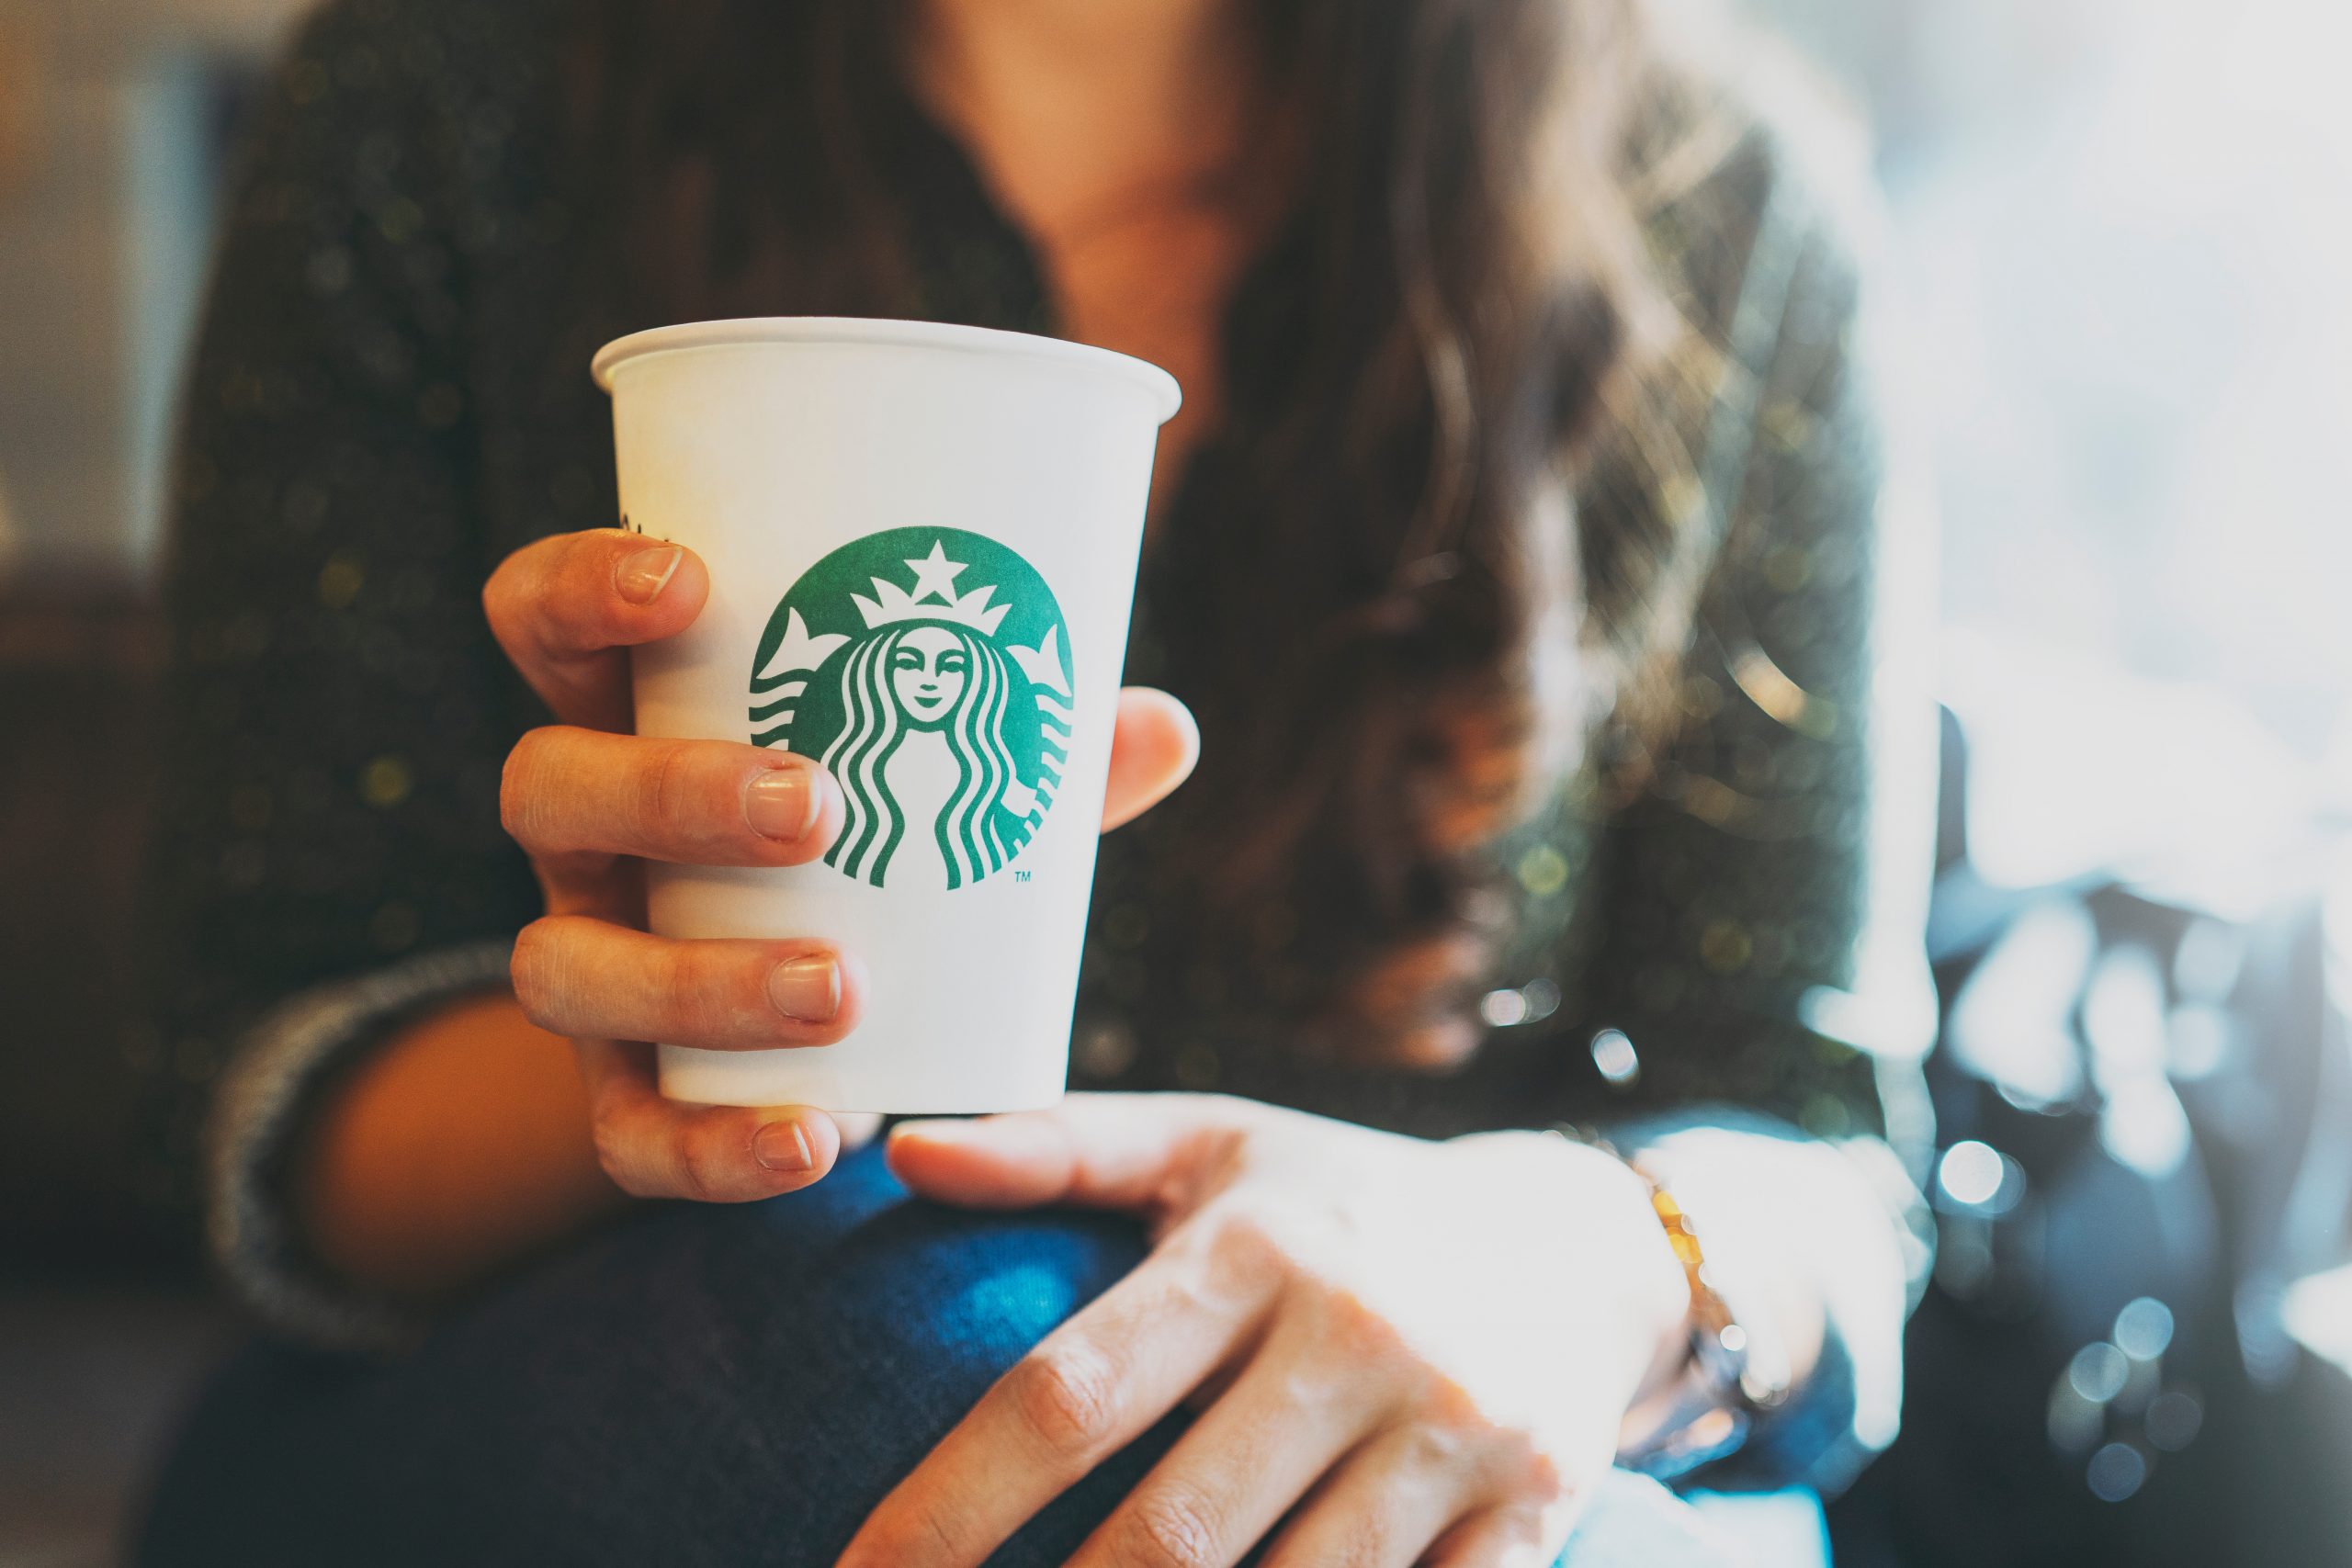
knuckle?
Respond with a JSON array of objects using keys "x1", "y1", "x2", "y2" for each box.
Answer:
[
  {"x1": 586, "y1": 1102, "x2": 664, "y2": 1199},
  {"x1": 1006, "y1": 1339, "x2": 1125, "y2": 1459},
  {"x1": 1396, "y1": 1415, "x2": 1476, "y2": 1476},
  {"x1": 1115, "y1": 1485, "x2": 1224, "y2": 1568},
  {"x1": 639, "y1": 739, "x2": 701, "y2": 841},
  {"x1": 499, "y1": 728, "x2": 557, "y2": 840},
  {"x1": 1316, "y1": 1285, "x2": 1404, "y2": 1366},
  {"x1": 590, "y1": 1122, "x2": 650, "y2": 1198},
  {"x1": 914, "y1": 1509, "x2": 967, "y2": 1561},
  {"x1": 508, "y1": 919, "x2": 568, "y2": 1029},
  {"x1": 1418, "y1": 1369, "x2": 1489, "y2": 1433},
  {"x1": 673, "y1": 1132, "x2": 729, "y2": 1204},
  {"x1": 481, "y1": 561, "x2": 520, "y2": 645},
  {"x1": 490, "y1": 541, "x2": 578, "y2": 654},
  {"x1": 1466, "y1": 1421, "x2": 1574, "y2": 1517},
  {"x1": 1195, "y1": 1201, "x2": 1329, "y2": 1303},
  {"x1": 652, "y1": 941, "x2": 740, "y2": 1045},
  {"x1": 1303, "y1": 1506, "x2": 1399, "y2": 1568},
  {"x1": 1509, "y1": 1446, "x2": 1575, "y2": 1511},
  {"x1": 1201, "y1": 1203, "x2": 1288, "y2": 1275},
  {"x1": 503, "y1": 536, "x2": 594, "y2": 652},
  {"x1": 1484, "y1": 1495, "x2": 1560, "y2": 1552}
]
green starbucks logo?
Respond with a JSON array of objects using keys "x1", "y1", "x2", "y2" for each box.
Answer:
[{"x1": 749, "y1": 526, "x2": 1074, "y2": 890}]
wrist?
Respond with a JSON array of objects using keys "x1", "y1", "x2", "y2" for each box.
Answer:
[
  {"x1": 1584, "y1": 1145, "x2": 1701, "y2": 1410},
  {"x1": 1471, "y1": 1129, "x2": 1692, "y2": 1407},
  {"x1": 1612, "y1": 1142, "x2": 1804, "y2": 1474}
]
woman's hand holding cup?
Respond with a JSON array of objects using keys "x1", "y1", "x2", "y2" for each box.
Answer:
[{"x1": 483, "y1": 528, "x2": 1196, "y2": 1204}]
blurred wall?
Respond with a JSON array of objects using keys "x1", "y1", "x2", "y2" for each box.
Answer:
[
  {"x1": 1754, "y1": 0, "x2": 2352, "y2": 769},
  {"x1": 0, "y1": 0, "x2": 304, "y2": 582},
  {"x1": 0, "y1": 1, "x2": 305, "y2": 1270}
]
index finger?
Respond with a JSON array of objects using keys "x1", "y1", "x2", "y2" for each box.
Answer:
[
  {"x1": 886, "y1": 1092, "x2": 1250, "y2": 1214},
  {"x1": 482, "y1": 528, "x2": 711, "y2": 729},
  {"x1": 835, "y1": 1223, "x2": 1274, "y2": 1568}
]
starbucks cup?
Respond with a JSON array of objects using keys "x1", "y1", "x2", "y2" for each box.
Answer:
[{"x1": 592, "y1": 318, "x2": 1181, "y2": 1113}]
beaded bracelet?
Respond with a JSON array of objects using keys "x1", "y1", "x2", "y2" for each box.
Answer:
[{"x1": 1547, "y1": 1125, "x2": 1792, "y2": 1478}]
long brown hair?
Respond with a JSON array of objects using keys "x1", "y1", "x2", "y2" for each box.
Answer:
[{"x1": 567, "y1": 0, "x2": 1721, "y2": 1065}]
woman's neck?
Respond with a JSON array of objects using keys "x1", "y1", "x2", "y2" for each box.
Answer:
[
  {"x1": 906, "y1": 0, "x2": 1268, "y2": 247},
  {"x1": 907, "y1": 0, "x2": 1291, "y2": 525}
]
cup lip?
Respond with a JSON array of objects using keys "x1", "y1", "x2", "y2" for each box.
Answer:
[{"x1": 592, "y1": 315, "x2": 1182, "y2": 423}]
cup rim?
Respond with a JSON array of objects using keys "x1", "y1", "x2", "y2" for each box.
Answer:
[{"x1": 592, "y1": 315, "x2": 1182, "y2": 423}]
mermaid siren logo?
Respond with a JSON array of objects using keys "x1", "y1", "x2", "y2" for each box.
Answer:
[{"x1": 749, "y1": 526, "x2": 1073, "y2": 890}]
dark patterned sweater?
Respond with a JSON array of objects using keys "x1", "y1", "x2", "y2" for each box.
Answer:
[{"x1": 143, "y1": 0, "x2": 1934, "y2": 1490}]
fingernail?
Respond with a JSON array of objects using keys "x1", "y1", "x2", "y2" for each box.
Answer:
[
  {"x1": 753, "y1": 1119, "x2": 814, "y2": 1173},
  {"x1": 768, "y1": 954, "x2": 841, "y2": 1023},
  {"x1": 745, "y1": 768, "x2": 821, "y2": 842},
  {"x1": 616, "y1": 546, "x2": 683, "y2": 604}
]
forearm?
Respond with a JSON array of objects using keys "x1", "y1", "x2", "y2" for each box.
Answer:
[{"x1": 299, "y1": 992, "x2": 630, "y2": 1303}]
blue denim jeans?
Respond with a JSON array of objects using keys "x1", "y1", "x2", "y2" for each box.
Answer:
[{"x1": 138, "y1": 1144, "x2": 1807, "y2": 1566}]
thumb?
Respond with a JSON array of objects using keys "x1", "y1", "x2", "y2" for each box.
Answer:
[
  {"x1": 886, "y1": 1092, "x2": 1237, "y2": 1214},
  {"x1": 1102, "y1": 688, "x2": 1198, "y2": 832}
]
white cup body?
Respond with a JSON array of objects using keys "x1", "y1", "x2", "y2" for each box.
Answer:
[{"x1": 594, "y1": 318, "x2": 1179, "y2": 1112}]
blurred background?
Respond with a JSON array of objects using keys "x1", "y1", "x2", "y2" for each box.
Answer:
[{"x1": 2, "y1": 0, "x2": 2347, "y2": 1562}]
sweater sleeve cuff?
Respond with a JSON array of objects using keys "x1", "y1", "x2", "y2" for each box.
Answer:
[{"x1": 205, "y1": 939, "x2": 515, "y2": 1351}]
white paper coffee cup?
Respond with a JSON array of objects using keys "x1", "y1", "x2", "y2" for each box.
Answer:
[{"x1": 593, "y1": 318, "x2": 1181, "y2": 1113}]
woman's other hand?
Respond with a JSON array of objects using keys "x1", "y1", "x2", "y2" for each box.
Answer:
[
  {"x1": 482, "y1": 528, "x2": 1197, "y2": 1204},
  {"x1": 841, "y1": 1094, "x2": 1692, "y2": 1568}
]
